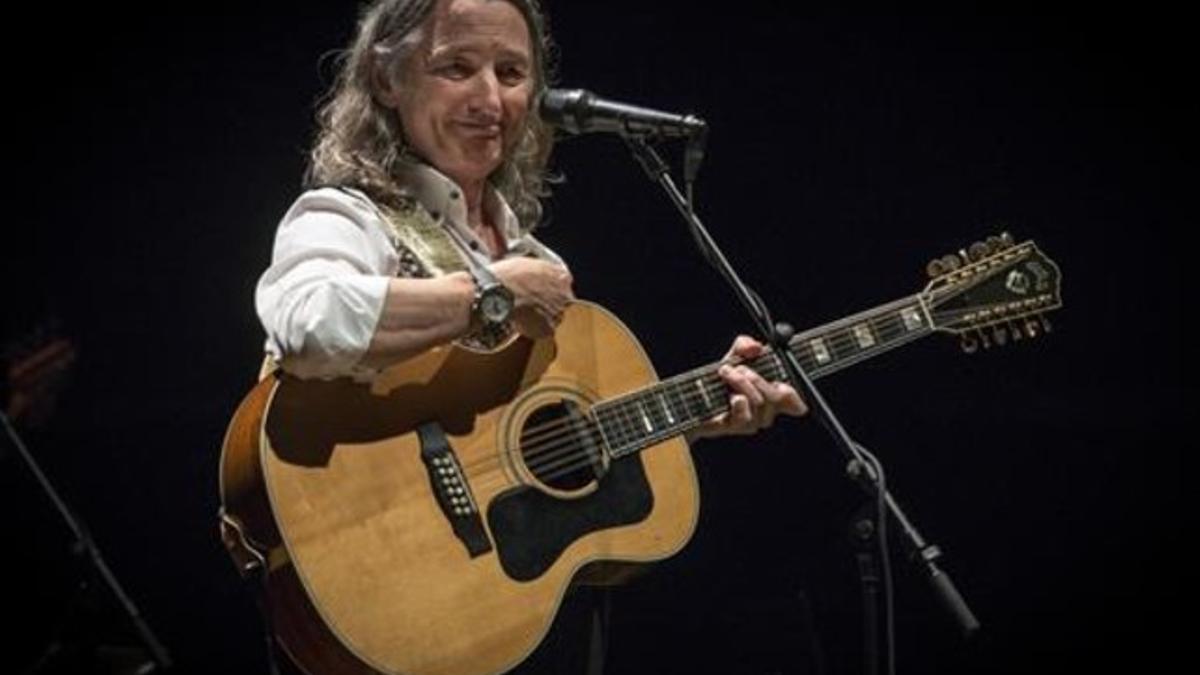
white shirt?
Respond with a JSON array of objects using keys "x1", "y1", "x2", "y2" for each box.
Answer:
[{"x1": 255, "y1": 164, "x2": 563, "y2": 379}]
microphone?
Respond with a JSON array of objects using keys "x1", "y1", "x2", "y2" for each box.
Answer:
[{"x1": 539, "y1": 88, "x2": 707, "y2": 139}]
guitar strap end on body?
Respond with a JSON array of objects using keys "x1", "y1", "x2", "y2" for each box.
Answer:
[
  {"x1": 219, "y1": 507, "x2": 286, "y2": 675},
  {"x1": 218, "y1": 508, "x2": 268, "y2": 579}
]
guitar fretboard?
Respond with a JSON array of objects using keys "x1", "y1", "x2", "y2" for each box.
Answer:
[{"x1": 594, "y1": 295, "x2": 932, "y2": 457}]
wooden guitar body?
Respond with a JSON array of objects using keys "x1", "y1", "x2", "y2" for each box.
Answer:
[{"x1": 220, "y1": 301, "x2": 700, "y2": 675}]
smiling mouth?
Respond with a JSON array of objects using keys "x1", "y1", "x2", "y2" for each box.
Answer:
[{"x1": 457, "y1": 122, "x2": 502, "y2": 138}]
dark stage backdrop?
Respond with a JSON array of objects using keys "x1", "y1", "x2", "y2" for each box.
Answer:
[{"x1": 3, "y1": 4, "x2": 1187, "y2": 674}]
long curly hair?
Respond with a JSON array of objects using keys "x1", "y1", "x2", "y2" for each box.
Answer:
[{"x1": 306, "y1": 0, "x2": 557, "y2": 231}]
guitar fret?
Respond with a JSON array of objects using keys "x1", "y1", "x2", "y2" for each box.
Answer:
[
  {"x1": 704, "y1": 375, "x2": 727, "y2": 416},
  {"x1": 830, "y1": 328, "x2": 858, "y2": 361},
  {"x1": 595, "y1": 406, "x2": 619, "y2": 449},
  {"x1": 664, "y1": 386, "x2": 686, "y2": 424},
  {"x1": 608, "y1": 401, "x2": 637, "y2": 449},
  {"x1": 617, "y1": 405, "x2": 636, "y2": 448},
  {"x1": 654, "y1": 393, "x2": 670, "y2": 425},
  {"x1": 624, "y1": 401, "x2": 641, "y2": 444},
  {"x1": 592, "y1": 406, "x2": 616, "y2": 451},
  {"x1": 671, "y1": 385, "x2": 687, "y2": 419},
  {"x1": 651, "y1": 392, "x2": 670, "y2": 428},
  {"x1": 678, "y1": 382, "x2": 698, "y2": 420}
]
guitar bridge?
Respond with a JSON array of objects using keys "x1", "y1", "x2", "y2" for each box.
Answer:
[{"x1": 417, "y1": 422, "x2": 493, "y2": 558}]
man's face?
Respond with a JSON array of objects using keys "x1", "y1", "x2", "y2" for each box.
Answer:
[{"x1": 392, "y1": 0, "x2": 533, "y2": 188}]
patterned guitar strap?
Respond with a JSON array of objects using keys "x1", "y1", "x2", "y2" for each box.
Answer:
[{"x1": 374, "y1": 199, "x2": 516, "y2": 351}]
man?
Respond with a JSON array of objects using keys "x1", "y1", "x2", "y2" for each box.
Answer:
[{"x1": 249, "y1": 1, "x2": 806, "y2": 672}]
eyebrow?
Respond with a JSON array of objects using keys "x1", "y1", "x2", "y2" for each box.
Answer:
[{"x1": 429, "y1": 42, "x2": 531, "y2": 65}]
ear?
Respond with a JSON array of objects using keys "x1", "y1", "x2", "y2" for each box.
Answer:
[
  {"x1": 371, "y1": 53, "x2": 403, "y2": 109},
  {"x1": 374, "y1": 78, "x2": 400, "y2": 110}
]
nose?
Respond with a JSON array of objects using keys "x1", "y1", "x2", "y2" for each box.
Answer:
[{"x1": 466, "y1": 69, "x2": 502, "y2": 120}]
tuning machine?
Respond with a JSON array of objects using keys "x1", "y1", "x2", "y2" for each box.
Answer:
[
  {"x1": 965, "y1": 241, "x2": 991, "y2": 262},
  {"x1": 960, "y1": 326, "x2": 996, "y2": 353},
  {"x1": 926, "y1": 253, "x2": 966, "y2": 279},
  {"x1": 948, "y1": 232, "x2": 1017, "y2": 270},
  {"x1": 1021, "y1": 313, "x2": 1052, "y2": 338},
  {"x1": 990, "y1": 232, "x2": 1014, "y2": 252},
  {"x1": 991, "y1": 324, "x2": 1008, "y2": 347},
  {"x1": 965, "y1": 233, "x2": 1009, "y2": 262},
  {"x1": 962, "y1": 321, "x2": 1026, "y2": 353},
  {"x1": 1006, "y1": 320, "x2": 1024, "y2": 342},
  {"x1": 960, "y1": 333, "x2": 979, "y2": 354}
]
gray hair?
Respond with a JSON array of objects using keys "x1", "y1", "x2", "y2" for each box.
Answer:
[{"x1": 305, "y1": 0, "x2": 557, "y2": 230}]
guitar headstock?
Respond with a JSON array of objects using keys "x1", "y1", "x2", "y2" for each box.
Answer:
[{"x1": 921, "y1": 234, "x2": 1063, "y2": 353}]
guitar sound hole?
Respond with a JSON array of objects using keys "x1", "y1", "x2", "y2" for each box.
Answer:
[{"x1": 520, "y1": 400, "x2": 605, "y2": 491}]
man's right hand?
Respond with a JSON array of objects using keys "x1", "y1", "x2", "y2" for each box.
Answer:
[{"x1": 489, "y1": 257, "x2": 575, "y2": 338}]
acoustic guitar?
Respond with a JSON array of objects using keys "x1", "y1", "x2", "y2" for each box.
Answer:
[{"x1": 219, "y1": 234, "x2": 1061, "y2": 675}]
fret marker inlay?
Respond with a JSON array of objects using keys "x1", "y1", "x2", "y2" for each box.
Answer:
[
  {"x1": 901, "y1": 307, "x2": 924, "y2": 331},
  {"x1": 658, "y1": 394, "x2": 675, "y2": 424},
  {"x1": 852, "y1": 324, "x2": 876, "y2": 349},
  {"x1": 637, "y1": 401, "x2": 653, "y2": 433},
  {"x1": 810, "y1": 339, "x2": 832, "y2": 365}
]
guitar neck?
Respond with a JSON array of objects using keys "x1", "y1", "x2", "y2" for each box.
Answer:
[{"x1": 596, "y1": 295, "x2": 933, "y2": 458}]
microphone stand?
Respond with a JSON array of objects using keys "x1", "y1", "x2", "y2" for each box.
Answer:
[
  {"x1": 620, "y1": 132, "x2": 980, "y2": 673},
  {"x1": 1, "y1": 409, "x2": 173, "y2": 673}
]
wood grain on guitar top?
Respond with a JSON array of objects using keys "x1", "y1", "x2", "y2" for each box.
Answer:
[{"x1": 221, "y1": 301, "x2": 701, "y2": 675}]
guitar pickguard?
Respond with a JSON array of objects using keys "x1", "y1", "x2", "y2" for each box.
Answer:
[{"x1": 486, "y1": 455, "x2": 654, "y2": 582}]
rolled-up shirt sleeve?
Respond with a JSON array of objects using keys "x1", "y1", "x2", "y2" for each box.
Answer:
[{"x1": 255, "y1": 189, "x2": 397, "y2": 379}]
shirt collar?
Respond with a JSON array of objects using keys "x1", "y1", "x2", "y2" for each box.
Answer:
[{"x1": 392, "y1": 162, "x2": 523, "y2": 251}]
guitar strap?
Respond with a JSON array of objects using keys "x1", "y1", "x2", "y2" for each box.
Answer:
[
  {"x1": 372, "y1": 196, "x2": 518, "y2": 351},
  {"x1": 373, "y1": 199, "x2": 475, "y2": 279}
]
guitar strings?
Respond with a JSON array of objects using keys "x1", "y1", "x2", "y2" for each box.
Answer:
[
  {"x1": 460, "y1": 309, "x2": 930, "y2": 486},
  {"x1": 484, "y1": 293, "x2": 1049, "y2": 488},
  {"x1": 493, "y1": 310, "x2": 1040, "y2": 491},
  {"x1": 464, "y1": 303, "x2": 1011, "y2": 491},
  {"x1": 461, "y1": 364, "x2": 732, "y2": 484},
  {"x1": 469, "y1": 303, "x2": 923, "y2": 460},
  {"x1": 503, "y1": 314, "x2": 1008, "y2": 490},
  {"x1": 463, "y1": 364, "x2": 743, "y2": 491},
  {"x1": 508, "y1": 303, "x2": 929, "y2": 455},
  {"x1": 465, "y1": 354, "x2": 795, "y2": 492},
  {"x1": 472, "y1": 324, "x2": 939, "y2": 492},
  {"x1": 492, "y1": 267, "x2": 1046, "y2": 482}
]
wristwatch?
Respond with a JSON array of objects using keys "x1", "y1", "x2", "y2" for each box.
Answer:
[{"x1": 468, "y1": 266, "x2": 515, "y2": 328}]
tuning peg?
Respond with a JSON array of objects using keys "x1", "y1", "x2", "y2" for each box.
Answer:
[
  {"x1": 1008, "y1": 321, "x2": 1023, "y2": 341},
  {"x1": 926, "y1": 258, "x2": 946, "y2": 278},
  {"x1": 978, "y1": 328, "x2": 992, "y2": 350},
  {"x1": 987, "y1": 235, "x2": 1009, "y2": 253},
  {"x1": 960, "y1": 334, "x2": 979, "y2": 354},
  {"x1": 967, "y1": 241, "x2": 991, "y2": 262},
  {"x1": 1039, "y1": 314, "x2": 1053, "y2": 333},
  {"x1": 942, "y1": 254, "x2": 963, "y2": 272},
  {"x1": 992, "y1": 325, "x2": 1008, "y2": 347},
  {"x1": 1024, "y1": 318, "x2": 1040, "y2": 338},
  {"x1": 999, "y1": 232, "x2": 1015, "y2": 248}
]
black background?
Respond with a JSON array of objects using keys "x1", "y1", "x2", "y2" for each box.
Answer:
[{"x1": 3, "y1": 3, "x2": 1189, "y2": 674}]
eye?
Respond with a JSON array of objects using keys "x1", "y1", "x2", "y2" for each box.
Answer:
[
  {"x1": 497, "y1": 64, "x2": 529, "y2": 86},
  {"x1": 435, "y1": 59, "x2": 474, "y2": 80}
]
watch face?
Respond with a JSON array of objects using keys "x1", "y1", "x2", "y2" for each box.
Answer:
[{"x1": 480, "y1": 291, "x2": 513, "y2": 323}]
